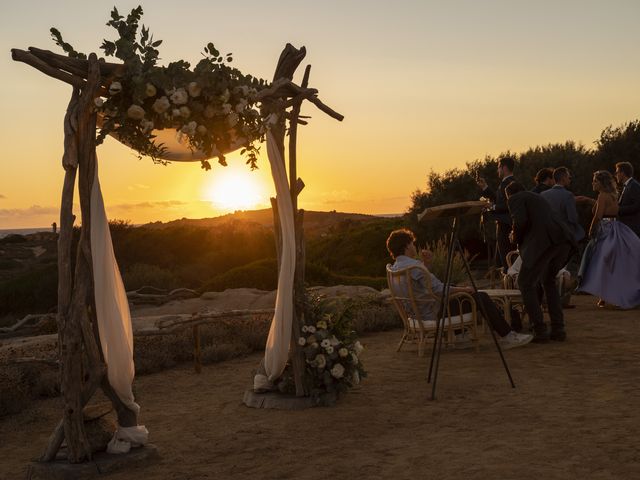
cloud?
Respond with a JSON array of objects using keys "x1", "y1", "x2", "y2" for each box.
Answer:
[
  {"x1": 127, "y1": 184, "x2": 151, "y2": 191},
  {"x1": 0, "y1": 205, "x2": 59, "y2": 218},
  {"x1": 110, "y1": 200, "x2": 189, "y2": 211}
]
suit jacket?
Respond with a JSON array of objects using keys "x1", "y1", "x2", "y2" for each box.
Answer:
[
  {"x1": 531, "y1": 183, "x2": 551, "y2": 194},
  {"x1": 507, "y1": 191, "x2": 575, "y2": 268},
  {"x1": 483, "y1": 175, "x2": 514, "y2": 225},
  {"x1": 618, "y1": 177, "x2": 640, "y2": 237},
  {"x1": 541, "y1": 185, "x2": 585, "y2": 242}
]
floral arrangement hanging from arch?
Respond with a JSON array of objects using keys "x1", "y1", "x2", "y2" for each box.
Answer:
[{"x1": 51, "y1": 6, "x2": 270, "y2": 170}]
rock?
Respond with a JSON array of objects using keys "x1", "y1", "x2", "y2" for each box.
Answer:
[{"x1": 168, "y1": 288, "x2": 199, "y2": 299}]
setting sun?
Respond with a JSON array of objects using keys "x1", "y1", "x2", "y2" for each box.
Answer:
[{"x1": 204, "y1": 167, "x2": 266, "y2": 212}]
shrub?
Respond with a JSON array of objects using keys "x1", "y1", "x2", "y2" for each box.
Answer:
[
  {"x1": 122, "y1": 263, "x2": 181, "y2": 291},
  {"x1": 0, "y1": 263, "x2": 57, "y2": 316}
]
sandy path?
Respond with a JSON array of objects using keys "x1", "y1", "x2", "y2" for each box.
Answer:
[{"x1": 1, "y1": 295, "x2": 639, "y2": 480}]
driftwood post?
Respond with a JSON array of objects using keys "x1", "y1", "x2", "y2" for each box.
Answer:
[
  {"x1": 269, "y1": 45, "x2": 308, "y2": 396},
  {"x1": 10, "y1": 49, "x2": 140, "y2": 463}
]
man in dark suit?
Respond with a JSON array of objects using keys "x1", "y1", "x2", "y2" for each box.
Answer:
[
  {"x1": 615, "y1": 162, "x2": 640, "y2": 237},
  {"x1": 505, "y1": 182, "x2": 575, "y2": 342},
  {"x1": 477, "y1": 156, "x2": 517, "y2": 271}
]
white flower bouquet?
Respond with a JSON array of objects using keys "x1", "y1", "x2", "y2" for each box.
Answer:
[{"x1": 276, "y1": 293, "x2": 367, "y2": 404}]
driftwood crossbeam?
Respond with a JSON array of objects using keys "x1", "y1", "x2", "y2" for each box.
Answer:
[{"x1": 12, "y1": 41, "x2": 342, "y2": 465}]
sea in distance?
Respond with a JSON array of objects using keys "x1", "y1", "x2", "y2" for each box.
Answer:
[{"x1": 0, "y1": 227, "x2": 51, "y2": 239}]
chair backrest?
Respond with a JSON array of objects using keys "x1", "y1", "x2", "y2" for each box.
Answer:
[{"x1": 386, "y1": 263, "x2": 439, "y2": 331}]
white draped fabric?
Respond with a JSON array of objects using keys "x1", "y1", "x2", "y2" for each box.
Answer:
[
  {"x1": 90, "y1": 162, "x2": 148, "y2": 451},
  {"x1": 260, "y1": 130, "x2": 296, "y2": 382}
]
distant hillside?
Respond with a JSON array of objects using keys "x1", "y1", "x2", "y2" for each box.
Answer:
[{"x1": 143, "y1": 209, "x2": 384, "y2": 238}]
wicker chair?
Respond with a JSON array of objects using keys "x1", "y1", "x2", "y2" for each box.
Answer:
[{"x1": 386, "y1": 263, "x2": 480, "y2": 356}]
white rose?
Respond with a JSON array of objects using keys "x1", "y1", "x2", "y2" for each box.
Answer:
[
  {"x1": 321, "y1": 339, "x2": 331, "y2": 348},
  {"x1": 235, "y1": 99, "x2": 247, "y2": 113},
  {"x1": 172, "y1": 108, "x2": 181, "y2": 117},
  {"x1": 145, "y1": 83, "x2": 157, "y2": 97},
  {"x1": 181, "y1": 121, "x2": 197, "y2": 135},
  {"x1": 325, "y1": 346, "x2": 334, "y2": 354},
  {"x1": 314, "y1": 354, "x2": 326, "y2": 369},
  {"x1": 126, "y1": 105, "x2": 145, "y2": 121},
  {"x1": 331, "y1": 364, "x2": 345, "y2": 379},
  {"x1": 351, "y1": 352, "x2": 359, "y2": 365},
  {"x1": 307, "y1": 326, "x2": 316, "y2": 333},
  {"x1": 233, "y1": 85, "x2": 249, "y2": 96},
  {"x1": 108, "y1": 81, "x2": 122, "y2": 95},
  {"x1": 354, "y1": 341, "x2": 364, "y2": 355},
  {"x1": 301, "y1": 325, "x2": 309, "y2": 333},
  {"x1": 204, "y1": 105, "x2": 216, "y2": 118},
  {"x1": 227, "y1": 112, "x2": 239, "y2": 127},
  {"x1": 93, "y1": 97, "x2": 104, "y2": 108},
  {"x1": 338, "y1": 348, "x2": 349, "y2": 358},
  {"x1": 140, "y1": 119, "x2": 154, "y2": 133},
  {"x1": 152, "y1": 96, "x2": 170, "y2": 114},
  {"x1": 298, "y1": 337, "x2": 306, "y2": 346},
  {"x1": 179, "y1": 106, "x2": 191, "y2": 118},
  {"x1": 187, "y1": 82, "x2": 202, "y2": 97},
  {"x1": 170, "y1": 88, "x2": 189, "y2": 105},
  {"x1": 329, "y1": 335, "x2": 340, "y2": 346},
  {"x1": 222, "y1": 103, "x2": 232, "y2": 114}
]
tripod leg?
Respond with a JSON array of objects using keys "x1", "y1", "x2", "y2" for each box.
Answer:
[
  {"x1": 455, "y1": 239, "x2": 515, "y2": 388},
  {"x1": 427, "y1": 217, "x2": 456, "y2": 383},
  {"x1": 429, "y1": 217, "x2": 458, "y2": 400}
]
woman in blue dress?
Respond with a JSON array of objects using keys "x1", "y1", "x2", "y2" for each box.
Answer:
[{"x1": 577, "y1": 170, "x2": 640, "y2": 308}]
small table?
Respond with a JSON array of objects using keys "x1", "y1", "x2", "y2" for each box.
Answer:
[{"x1": 479, "y1": 288, "x2": 524, "y2": 326}]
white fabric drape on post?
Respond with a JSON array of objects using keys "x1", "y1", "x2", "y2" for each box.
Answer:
[
  {"x1": 90, "y1": 163, "x2": 139, "y2": 413},
  {"x1": 260, "y1": 130, "x2": 296, "y2": 382},
  {"x1": 91, "y1": 162, "x2": 148, "y2": 453}
]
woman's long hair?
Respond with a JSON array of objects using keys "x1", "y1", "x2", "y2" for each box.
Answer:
[{"x1": 593, "y1": 170, "x2": 618, "y2": 197}]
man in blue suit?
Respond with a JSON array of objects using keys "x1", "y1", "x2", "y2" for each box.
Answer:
[
  {"x1": 615, "y1": 162, "x2": 640, "y2": 238},
  {"x1": 541, "y1": 167, "x2": 585, "y2": 243}
]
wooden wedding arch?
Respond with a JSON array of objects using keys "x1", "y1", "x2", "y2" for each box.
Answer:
[{"x1": 12, "y1": 39, "x2": 342, "y2": 464}]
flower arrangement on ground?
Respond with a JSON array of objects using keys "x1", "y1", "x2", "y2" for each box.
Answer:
[
  {"x1": 277, "y1": 293, "x2": 367, "y2": 404},
  {"x1": 51, "y1": 6, "x2": 269, "y2": 170}
]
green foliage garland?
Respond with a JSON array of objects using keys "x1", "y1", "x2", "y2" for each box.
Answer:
[{"x1": 51, "y1": 6, "x2": 270, "y2": 170}]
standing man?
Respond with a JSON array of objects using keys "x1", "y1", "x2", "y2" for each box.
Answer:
[
  {"x1": 615, "y1": 161, "x2": 640, "y2": 237},
  {"x1": 505, "y1": 182, "x2": 575, "y2": 342},
  {"x1": 477, "y1": 156, "x2": 517, "y2": 271},
  {"x1": 541, "y1": 167, "x2": 585, "y2": 243},
  {"x1": 531, "y1": 168, "x2": 555, "y2": 193}
]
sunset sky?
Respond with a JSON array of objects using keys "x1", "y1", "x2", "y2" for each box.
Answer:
[{"x1": 2, "y1": 0, "x2": 640, "y2": 228}]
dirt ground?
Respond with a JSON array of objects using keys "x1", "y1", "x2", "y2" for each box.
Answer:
[{"x1": 1, "y1": 295, "x2": 639, "y2": 480}]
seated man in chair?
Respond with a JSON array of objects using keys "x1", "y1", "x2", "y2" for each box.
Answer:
[{"x1": 386, "y1": 229, "x2": 533, "y2": 349}]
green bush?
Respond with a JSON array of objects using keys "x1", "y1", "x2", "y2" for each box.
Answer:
[
  {"x1": 0, "y1": 263, "x2": 57, "y2": 316},
  {"x1": 122, "y1": 263, "x2": 181, "y2": 291},
  {"x1": 200, "y1": 258, "x2": 278, "y2": 292}
]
